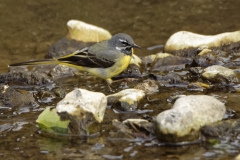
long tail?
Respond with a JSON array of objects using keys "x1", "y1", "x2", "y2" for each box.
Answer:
[{"x1": 8, "y1": 59, "x2": 58, "y2": 67}]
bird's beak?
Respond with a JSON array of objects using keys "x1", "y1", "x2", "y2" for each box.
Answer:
[{"x1": 132, "y1": 44, "x2": 141, "y2": 49}]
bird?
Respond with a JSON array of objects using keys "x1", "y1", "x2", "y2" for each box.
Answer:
[{"x1": 9, "y1": 33, "x2": 141, "y2": 89}]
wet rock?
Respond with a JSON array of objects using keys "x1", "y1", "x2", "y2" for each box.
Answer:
[
  {"x1": 53, "y1": 88, "x2": 66, "y2": 98},
  {"x1": 117, "y1": 64, "x2": 142, "y2": 79},
  {"x1": 166, "y1": 94, "x2": 186, "y2": 103},
  {"x1": 0, "y1": 84, "x2": 38, "y2": 108},
  {"x1": 151, "y1": 53, "x2": 193, "y2": 72},
  {"x1": 37, "y1": 90, "x2": 56, "y2": 104},
  {"x1": 46, "y1": 64, "x2": 84, "y2": 85},
  {"x1": 8, "y1": 64, "x2": 80, "y2": 88},
  {"x1": 46, "y1": 37, "x2": 94, "y2": 58},
  {"x1": 123, "y1": 119, "x2": 154, "y2": 135},
  {"x1": 189, "y1": 67, "x2": 203, "y2": 75},
  {"x1": 188, "y1": 67, "x2": 203, "y2": 82},
  {"x1": 107, "y1": 89, "x2": 145, "y2": 111},
  {"x1": 134, "y1": 80, "x2": 159, "y2": 94},
  {"x1": 56, "y1": 89, "x2": 107, "y2": 135},
  {"x1": 195, "y1": 48, "x2": 224, "y2": 67},
  {"x1": 109, "y1": 119, "x2": 154, "y2": 139},
  {"x1": 0, "y1": 123, "x2": 14, "y2": 132},
  {"x1": 155, "y1": 95, "x2": 226, "y2": 142},
  {"x1": 50, "y1": 65, "x2": 75, "y2": 79},
  {"x1": 0, "y1": 122, "x2": 29, "y2": 132},
  {"x1": 31, "y1": 65, "x2": 55, "y2": 75},
  {"x1": 153, "y1": 72, "x2": 188, "y2": 87},
  {"x1": 66, "y1": 20, "x2": 112, "y2": 42},
  {"x1": 201, "y1": 119, "x2": 240, "y2": 138},
  {"x1": 202, "y1": 65, "x2": 238, "y2": 84},
  {"x1": 0, "y1": 70, "x2": 52, "y2": 85},
  {"x1": 141, "y1": 54, "x2": 156, "y2": 71},
  {"x1": 233, "y1": 85, "x2": 240, "y2": 93},
  {"x1": 36, "y1": 107, "x2": 70, "y2": 134},
  {"x1": 187, "y1": 82, "x2": 211, "y2": 92},
  {"x1": 47, "y1": 19, "x2": 111, "y2": 58},
  {"x1": 109, "y1": 119, "x2": 135, "y2": 139},
  {"x1": 37, "y1": 88, "x2": 67, "y2": 104},
  {"x1": 165, "y1": 31, "x2": 240, "y2": 53}
]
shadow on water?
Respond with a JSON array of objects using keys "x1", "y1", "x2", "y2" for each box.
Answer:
[{"x1": 1, "y1": 0, "x2": 240, "y2": 159}]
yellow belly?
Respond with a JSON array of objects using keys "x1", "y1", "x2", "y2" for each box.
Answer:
[{"x1": 104, "y1": 55, "x2": 131, "y2": 78}]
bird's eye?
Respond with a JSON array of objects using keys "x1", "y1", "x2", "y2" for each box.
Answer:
[
  {"x1": 121, "y1": 41, "x2": 128, "y2": 45},
  {"x1": 119, "y1": 39, "x2": 129, "y2": 46}
]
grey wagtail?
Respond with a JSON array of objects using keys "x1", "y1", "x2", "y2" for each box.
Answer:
[{"x1": 9, "y1": 33, "x2": 141, "y2": 88}]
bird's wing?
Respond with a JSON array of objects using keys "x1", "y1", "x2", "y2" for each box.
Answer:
[{"x1": 57, "y1": 47, "x2": 115, "y2": 68}]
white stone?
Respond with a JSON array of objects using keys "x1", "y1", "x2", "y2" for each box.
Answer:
[
  {"x1": 130, "y1": 54, "x2": 142, "y2": 68},
  {"x1": 165, "y1": 31, "x2": 240, "y2": 51},
  {"x1": 156, "y1": 95, "x2": 225, "y2": 139},
  {"x1": 198, "y1": 48, "x2": 213, "y2": 55},
  {"x1": 107, "y1": 89, "x2": 145, "y2": 111},
  {"x1": 202, "y1": 65, "x2": 238, "y2": 82},
  {"x1": 56, "y1": 88, "x2": 107, "y2": 123},
  {"x1": 66, "y1": 20, "x2": 112, "y2": 42},
  {"x1": 156, "y1": 53, "x2": 173, "y2": 58}
]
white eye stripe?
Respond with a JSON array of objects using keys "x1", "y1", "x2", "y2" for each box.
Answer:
[{"x1": 119, "y1": 39, "x2": 127, "y2": 43}]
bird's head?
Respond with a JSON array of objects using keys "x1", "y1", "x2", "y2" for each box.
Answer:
[{"x1": 109, "y1": 33, "x2": 141, "y2": 55}]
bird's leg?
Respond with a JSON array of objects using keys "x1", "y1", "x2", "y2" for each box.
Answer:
[
  {"x1": 107, "y1": 83, "x2": 113, "y2": 92},
  {"x1": 106, "y1": 79, "x2": 113, "y2": 92}
]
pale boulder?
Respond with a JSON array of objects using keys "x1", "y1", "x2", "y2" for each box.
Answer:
[
  {"x1": 66, "y1": 20, "x2": 112, "y2": 42},
  {"x1": 155, "y1": 95, "x2": 226, "y2": 142},
  {"x1": 165, "y1": 31, "x2": 240, "y2": 52}
]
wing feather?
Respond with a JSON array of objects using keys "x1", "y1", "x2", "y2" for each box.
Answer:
[{"x1": 57, "y1": 47, "x2": 115, "y2": 68}]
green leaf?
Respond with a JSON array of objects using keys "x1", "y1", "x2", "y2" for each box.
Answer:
[{"x1": 36, "y1": 107, "x2": 70, "y2": 134}]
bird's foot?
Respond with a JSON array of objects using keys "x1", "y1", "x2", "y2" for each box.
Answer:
[{"x1": 107, "y1": 83, "x2": 114, "y2": 93}]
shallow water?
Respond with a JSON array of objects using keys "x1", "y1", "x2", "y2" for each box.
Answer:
[{"x1": 1, "y1": 0, "x2": 240, "y2": 159}]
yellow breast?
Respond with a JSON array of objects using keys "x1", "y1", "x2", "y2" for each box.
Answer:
[{"x1": 105, "y1": 55, "x2": 131, "y2": 78}]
